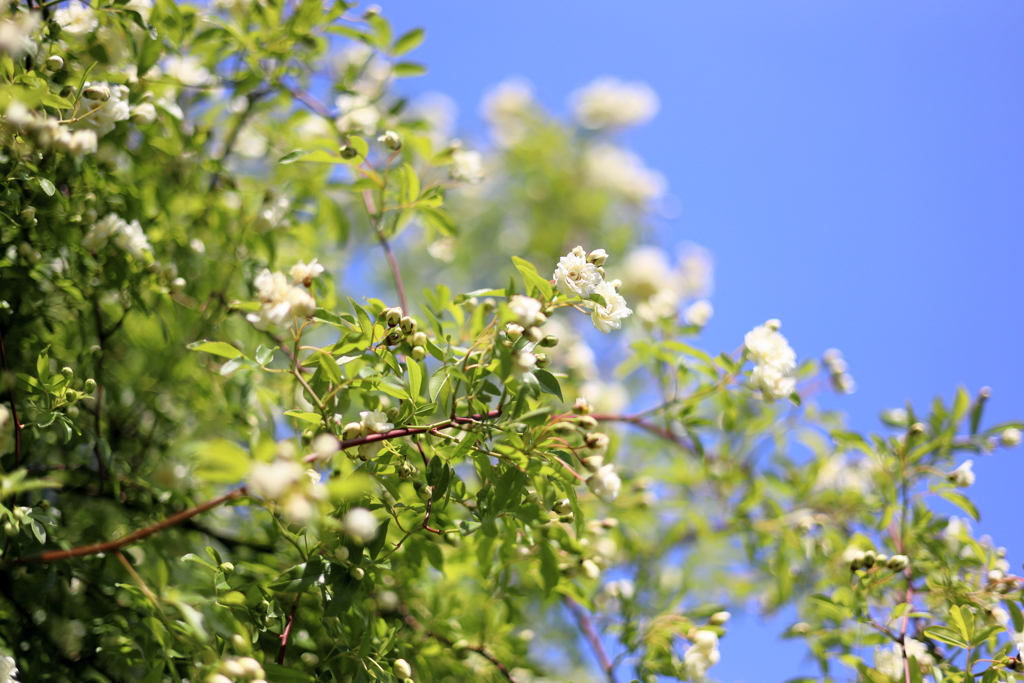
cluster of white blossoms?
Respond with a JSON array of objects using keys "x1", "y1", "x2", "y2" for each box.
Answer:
[
  {"x1": 332, "y1": 43, "x2": 393, "y2": 99},
  {"x1": 3, "y1": 102, "x2": 97, "y2": 156},
  {"x1": 334, "y1": 93, "x2": 380, "y2": 135},
  {"x1": 0, "y1": 653, "x2": 16, "y2": 683},
  {"x1": 53, "y1": 0, "x2": 97, "y2": 37},
  {"x1": 450, "y1": 147, "x2": 484, "y2": 184},
  {"x1": 163, "y1": 54, "x2": 212, "y2": 87},
  {"x1": 247, "y1": 443, "x2": 325, "y2": 524},
  {"x1": 0, "y1": 2, "x2": 40, "y2": 58},
  {"x1": 744, "y1": 319, "x2": 797, "y2": 403},
  {"x1": 553, "y1": 246, "x2": 633, "y2": 333},
  {"x1": 246, "y1": 260, "x2": 321, "y2": 329},
  {"x1": 683, "y1": 630, "x2": 721, "y2": 682},
  {"x1": 570, "y1": 76, "x2": 659, "y2": 130},
  {"x1": 948, "y1": 459, "x2": 975, "y2": 488},
  {"x1": 874, "y1": 637, "x2": 934, "y2": 680},
  {"x1": 81, "y1": 213, "x2": 152, "y2": 259},
  {"x1": 338, "y1": 409, "x2": 394, "y2": 461},
  {"x1": 207, "y1": 655, "x2": 267, "y2": 683},
  {"x1": 341, "y1": 507, "x2": 378, "y2": 545},
  {"x1": 617, "y1": 244, "x2": 713, "y2": 326},
  {"x1": 822, "y1": 348, "x2": 855, "y2": 394},
  {"x1": 584, "y1": 143, "x2": 666, "y2": 204},
  {"x1": 481, "y1": 78, "x2": 535, "y2": 148},
  {"x1": 75, "y1": 82, "x2": 131, "y2": 137}
]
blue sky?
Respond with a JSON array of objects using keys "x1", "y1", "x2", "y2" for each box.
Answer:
[{"x1": 367, "y1": 2, "x2": 1024, "y2": 680}]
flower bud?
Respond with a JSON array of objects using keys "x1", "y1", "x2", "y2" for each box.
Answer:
[
  {"x1": 84, "y1": 378, "x2": 97, "y2": 393},
  {"x1": 208, "y1": 675, "x2": 233, "y2": 683},
  {"x1": 573, "y1": 397, "x2": 593, "y2": 415},
  {"x1": 584, "y1": 432, "x2": 609, "y2": 452},
  {"x1": 82, "y1": 85, "x2": 110, "y2": 101},
  {"x1": 342, "y1": 422, "x2": 363, "y2": 440},
  {"x1": 587, "y1": 249, "x2": 608, "y2": 267},
  {"x1": 534, "y1": 352, "x2": 550, "y2": 368},
  {"x1": 350, "y1": 566, "x2": 365, "y2": 580},
  {"x1": 231, "y1": 633, "x2": 250, "y2": 652},
  {"x1": 862, "y1": 550, "x2": 876, "y2": 569},
  {"x1": 850, "y1": 551, "x2": 866, "y2": 571},
  {"x1": 378, "y1": 130, "x2": 402, "y2": 150},
  {"x1": 552, "y1": 498, "x2": 572, "y2": 515},
  {"x1": 46, "y1": 55, "x2": 64, "y2": 71},
  {"x1": 218, "y1": 562, "x2": 234, "y2": 573},
  {"x1": 339, "y1": 145, "x2": 359, "y2": 159},
  {"x1": 399, "y1": 316, "x2": 416, "y2": 335},
  {"x1": 61, "y1": 366, "x2": 74, "y2": 380},
  {"x1": 411, "y1": 331, "x2": 428, "y2": 347},
  {"x1": 574, "y1": 415, "x2": 598, "y2": 430},
  {"x1": 505, "y1": 323, "x2": 523, "y2": 341},
  {"x1": 886, "y1": 554, "x2": 910, "y2": 572},
  {"x1": 393, "y1": 659, "x2": 413, "y2": 679},
  {"x1": 410, "y1": 346, "x2": 427, "y2": 361},
  {"x1": 237, "y1": 657, "x2": 265, "y2": 678},
  {"x1": 1001, "y1": 427, "x2": 1021, "y2": 448},
  {"x1": 385, "y1": 307, "x2": 403, "y2": 327},
  {"x1": 709, "y1": 611, "x2": 731, "y2": 625},
  {"x1": 539, "y1": 334, "x2": 558, "y2": 348},
  {"x1": 385, "y1": 328, "x2": 404, "y2": 346},
  {"x1": 526, "y1": 326, "x2": 545, "y2": 343},
  {"x1": 581, "y1": 559, "x2": 601, "y2": 579},
  {"x1": 170, "y1": 277, "x2": 187, "y2": 292}
]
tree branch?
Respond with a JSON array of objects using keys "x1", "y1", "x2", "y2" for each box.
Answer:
[
  {"x1": 0, "y1": 324, "x2": 22, "y2": 468},
  {"x1": 563, "y1": 595, "x2": 618, "y2": 683},
  {"x1": 277, "y1": 592, "x2": 301, "y2": 665},
  {"x1": 400, "y1": 608, "x2": 513, "y2": 681},
  {"x1": 6, "y1": 487, "x2": 249, "y2": 564},
  {"x1": 590, "y1": 411, "x2": 692, "y2": 452}
]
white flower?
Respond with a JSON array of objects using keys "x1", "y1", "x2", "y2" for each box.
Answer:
[
  {"x1": 75, "y1": 83, "x2": 130, "y2": 137},
  {"x1": 451, "y1": 149, "x2": 484, "y2": 184},
  {"x1": 132, "y1": 102, "x2": 158, "y2": 125},
  {"x1": 164, "y1": 55, "x2": 211, "y2": 87},
  {"x1": 514, "y1": 351, "x2": 537, "y2": 372},
  {"x1": 342, "y1": 507, "x2": 378, "y2": 545},
  {"x1": 1000, "y1": 427, "x2": 1021, "y2": 447},
  {"x1": 587, "y1": 464, "x2": 621, "y2": 502},
  {"x1": 684, "y1": 299, "x2": 713, "y2": 327},
  {"x1": 750, "y1": 363, "x2": 796, "y2": 403},
  {"x1": 874, "y1": 639, "x2": 934, "y2": 680},
  {"x1": 580, "y1": 559, "x2": 601, "y2": 580},
  {"x1": 112, "y1": 219, "x2": 152, "y2": 259},
  {"x1": 360, "y1": 410, "x2": 393, "y2": 434},
  {"x1": 949, "y1": 460, "x2": 975, "y2": 488},
  {"x1": 427, "y1": 236, "x2": 455, "y2": 263},
  {"x1": 125, "y1": 0, "x2": 154, "y2": 21},
  {"x1": 54, "y1": 0, "x2": 97, "y2": 37},
  {"x1": 0, "y1": 9, "x2": 41, "y2": 58},
  {"x1": 334, "y1": 94, "x2": 380, "y2": 134},
  {"x1": 311, "y1": 434, "x2": 340, "y2": 461},
  {"x1": 744, "y1": 321, "x2": 796, "y2": 370},
  {"x1": 67, "y1": 129, "x2": 97, "y2": 156},
  {"x1": 393, "y1": 659, "x2": 413, "y2": 679},
  {"x1": 508, "y1": 295, "x2": 543, "y2": 327},
  {"x1": 83, "y1": 214, "x2": 151, "y2": 258},
  {"x1": 481, "y1": 78, "x2": 534, "y2": 147},
  {"x1": 0, "y1": 654, "x2": 17, "y2": 683},
  {"x1": 247, "y1": 269, "x2": 316, "y2": 328},
  {"x1": 588, "y1": 280, "x2": 632, "y2": 333},
  {"x1": 683, "y1": 630, "x2": 720, "y2": 682},
  {"x1": 636, "y1": 289, "x2": 679, "y2": 323},
  {"x1": 0, "y1": 404, "x2": 14, "y2": 456},
  {"x1": 553, "y1": 246, "x2": 602, "y2": 298},
  {"x1": 584, "y1": 143, "x2": 666, "y2": 203},
  {"x1": 255, "y1": 195, "x2": 290, "y2": 232},
  {"x1": 285, "y1": 285, "x2": 316, "y2": 318},
  {"x1": 290, "y1": 259, "x2": 325, "y2": 286},
  {"x1": 570, "y1": 77, "x2": 659, "y2": 130},
  {"x1": 82, "y1": 213, "x2": 121, "y2": 252},
  {"x1": 249, "y1": 459, "x2": 304, "y2": 501}
]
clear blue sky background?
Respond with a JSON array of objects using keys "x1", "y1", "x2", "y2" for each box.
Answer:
[{"x1": 369, "y1": 2, "x2": 1024, "y2": 680}]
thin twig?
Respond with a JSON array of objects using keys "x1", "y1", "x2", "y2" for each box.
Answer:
[
  {"x1": 91, "y1": 299, "x2": 108, "y2": 486},
  {"x1": 362, "y1": 189, "x2": 408, "y2": 313},
  {"x1": 277, "y1": 593, "x2": 301, "y2": 665},
  {"x1": 7, "y1": 487, "x2": 248, "y2": 564},
  {"x1": 302, "y1": 409, "x2": 502, "y2": 463},
  {"x1": 590, "y1": 412, "x2": 692, "y2": 451},
  {"x1": 0, "y1": 324, "x2": 22, "y2": 467},
  {"x1": 401, "y1": 608, "x2": 513, "y2": 681},
  {"x1": 563, "y1": 595, "x2": 618, "y2": 683}
]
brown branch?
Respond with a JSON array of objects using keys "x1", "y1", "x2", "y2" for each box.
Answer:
[
  {"x1": 563, "y1": 595, "x2": 618, "y2": 683},
  {"x1": 6, "y1": 487, "x2": 248, "y2": 564},
  {"x1": 277, "y1": 592, "x2": 301, "y2": 665},
  {"x1": 0, "y1": 324, "x2": 22, "y2": 467},
  {"x1": 363, "y1": 189, "x2": 408, "y2": 313},
  {"x1": 400, "y1": 608, "x2": 513, "y2": 681},
  {"x1": 302, "y1": 409, "x2": 502, "y2": 463},
  {"x1": 590, "y1": 412, "x2": 692, "y2": 451}
]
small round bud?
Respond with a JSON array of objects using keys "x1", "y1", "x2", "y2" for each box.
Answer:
[
  {"x1": 909, "y1": 422, "x2": 926, "y2": 435},
  {"x1": 46, "y1": 55, "x2": 64, "y2": 71},
  {"x1": 363, "y1": 4, "x2": 381, "y2": 18},
  {"x1": 709, "y1": 611, "x2": 731, "y2": 625},
  {"x1": 791, "y1": 622, "x2": 811, "y2": 635},
  {"x1": 573, "y1": 397, "x2": 593, "y2": 415},
  {"x1": 584, "y1": 432, "x2": 609, "y2": 452},
  {"x1": 574, "y1": 415, "x2": 598, "y2": 431},
  {"x1": 20, "y1": 207, "x2": 36, "y2": 222},
  {"x1": 350, "y1": 566, "x2": 365, "y2": 580},
  {"x1": 411, "y1": 331, "x2": 428, "y2": 347},
  {"x1": 534, "y1": 352, "x2": 550, "y2": 369},
  {"x1": 61, "y1": 366, "x2": 74, "y2": 380},
  {"x1": 886, "y1": 554, "x2": 910, "y2": 572},
  {"x1": 237, "y1": 657, "x2": 265, "y2": 678},
  {"x1": 221, "y1": 660, "x2": 246, "y2": 677},
  {"x1": 526, "y1": 326, "x2": 545, "y2": 343},
  {"x1": 218, "y1": 562, "x2": 234, "y2": 573},
  {"x1": 397, "y1": 461, "x2": 417, "y2": 479},
  {"x1": 505, "y1": 323, "x2": 524, "y2": 341},
  {"x1": 231, "y1": 633, "x2": 250, "y2": 652},
  {"x1": 84, "y1": 378, "x2": 97, "y2": 393},
  {"x1": 66, "y1": 405, "x2": 79, "y2": 418},
  {"x1": 170, "y1": 277, "x2": 187, "y2": 292},
  {"x1": 378, "y1": 130, "x2": 402, "y2": 150},
  {"x1": 393, "y1": 659, "x2": 413, "y2": 679},
  {"x1": 875, "y1": 554, "x2": 888, "y2": 565},
  {"x1": 385, "y1": 307, "x2": 403, "y2": 327},
  {"x1": 342, "y1": 422, "x2": 363, "y2": 440},
  {"x1": 339, "y1": 145, "x2": 359, "y2": 159},
  {"x1": 385, "y1": 328, "x2": 404, "y2": 346},
  {"x1": 399, "y1": 316, "x2": 416, "y2": 335},
  {"x1": 480, "y1": 298, "x2": 496, "y2": 312},
  {"x1": 334, "y1": 547, "x2": 350, "y2": 561},
  {"x1": 410, "y1": 346, "x2": 427, "y2": 361},
  {"x1": 552, "y1": 498, "x2": 572, "y2": 515},
  {"x1": 581, "y1": 456, "x2": 604, "y2": 472},
  {"x1": 581, "y1": 559, "x2": 600, "y2": 579},
  {"x1": 539, "y1": 334, "x2": 558, "y2": 348},
  {"x1": 587, "y1": 249, "x2": 608, "y2": 267},
  {"x1": 1000, "y1": 427, "x2": 1021, "y2": 448},
  {"x1": 208, "y1": 675, "x2": 234, "y2": 683},
  {"x1": 850, "y1": 551, "x2": 866, "y2": 571},
  {"x1": 862, "y1": 550, "x2": 876, "y2": 569}
]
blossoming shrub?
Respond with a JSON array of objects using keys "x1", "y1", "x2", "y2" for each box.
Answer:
[{"x1": 0, "y1": 2, "x2": 1022, "y2": 683}]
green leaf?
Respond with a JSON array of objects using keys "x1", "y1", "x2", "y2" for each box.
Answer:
[
  {"x1": 392, "y1": 27, "x2": 425, "y2": 56},
  {"x1": 534, "y1": 369, "x2": 563, "y2": 401},
  {"x1": 314, "y1": 350, "x2": 342, "y2": 384},
  {"x1": 255, "y1": 345, "x2": 276, "y2": 366},
  {"x1": 937, "y1": 489, "x2": 980, "y2": 521},
  {"x1": 950, "y1": 604, "x2": 974, "y2": 643},
  {"x1": 187, "y1": 340, "x2": 245, "y2": 359},
  {"x1": 278, "y1": 148, "x2": 309, "y2": 164},
  {"x1": 279, "y1": 149, "x2": 345, "y2": 164},
  {"x1": 283, "y1": 410, "x2": 323, "y2": 426},
  {"x1": 538, "y1": 541, "x2": 559, "y2": 597},
  {"x1": 1006, "y1": 600, "x2": 1023, "y2": 632},
  {"x1": 367, "y1": 518, "x2": 390, "y2": 560},
  {"x1": 416, "y1": 206, "x2": 456, "y2": 237},
  {"x1": 392, "y1": 61, "x2": 427, "y2": 77},
  {"x1": 428, "y1": 367, "x2": 450, "y2": 402},
  {"x1": 588, "y1": 292, "x2": 607, "y2": 307},
  {"x1": 37, "y1": 178, "x2": 56, "y2": 196},
  {"x1": 923, "y1": 625, "x2": 969, "y2": 649},
  {"x1": 194, "y1": 439, "x2": 250, "y2": 484},
  {"x1": 512, "y1": 256, "x2": 553, "y2": 299},
  {"x1": 407, "y1": 358, "x2": 422, "y2": 401}
]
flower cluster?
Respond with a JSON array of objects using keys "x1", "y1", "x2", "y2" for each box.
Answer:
[
  {"x1": 335, "y1": 93, "x2": 380, "y2": 135},
  {"x1": 744, "y1": 319, "x2": 797, "y2": 403},
  {"x1": 3, "y1": 102, "x2": 98, "y2": 156},
  {"x1": 75, "y1": 82, "x2": 131, "y2": 137},
  {"x1": 247, "y1": 445, "x2": 325, "y2": 524},
  {"x1": 619, "y1": 245, "x2": 713, "y2": 326},
  {"x1": 553, "y1": 246, "x2": 632, "y2": 333},
  {"x1": 450, "y1": 148, "x2": 484, "y2": 184},
  {"x1": 683, "y1": 630, "x2": 721, "y2": 682},
  {"x1": 584, "y1": 143, "x2": 666, "y2": 204},
  {"x1": 53, "y1": 0, "x2": 97, "y2": 37},
  {"x1": 246, "y1": 261, "x2": 320, "y2": 329},
  {"x1": 0, "y1": 4, "x2": 40, "y2": 58},
  {"x1": 207, "y1": 656, "x2": 267, "y2": 683},
  {"x1": 822, "y1": 348, "x2": 855, "y2": 394},
  {"x1": 339, "y1": 409, "x2": 395, "y2": 461},
  {"x1": 873, "y1": 638, "x2": 934, "y2": 680},
  {"x1": 82, "y1": 213, "x2": 152, "y2": 259},
  {"x1": 341, "y1": 507, "x2": 378, "y2": 545},
  {"x1": 570, "y1": 76, "x2": 659, "y2": 130},
  {"x1": 482, "y1": 78, "x2": 535, "y2": 147}
]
